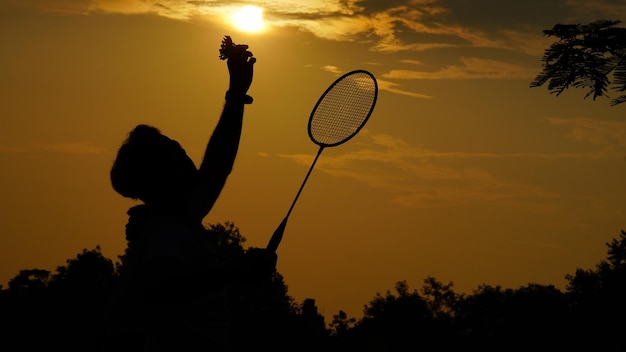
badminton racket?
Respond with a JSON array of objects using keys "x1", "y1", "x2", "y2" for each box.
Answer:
[{"x1": 266, "y1": 70, "x2": 378, "y2": 252}]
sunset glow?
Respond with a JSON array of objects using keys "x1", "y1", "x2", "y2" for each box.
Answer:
[{"x1": 231, "y1": 6, "x2": 265, "y2": 33}]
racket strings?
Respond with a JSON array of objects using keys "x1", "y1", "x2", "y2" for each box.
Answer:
[{"x1": 310, "y1": 73, "x2": 377, "y2": 146}]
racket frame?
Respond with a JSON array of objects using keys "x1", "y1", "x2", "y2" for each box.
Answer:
[{"x1": 266, "y1": 70, "x2": 378, "y2": 252}]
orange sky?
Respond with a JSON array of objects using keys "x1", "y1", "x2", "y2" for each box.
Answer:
[{"x1": 1, "y1": 0, "x2": 626, "y2": 319}]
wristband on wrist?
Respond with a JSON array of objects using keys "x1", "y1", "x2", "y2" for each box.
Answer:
[{"x1": 225, "y1": 90, "x2": 253, "y2": 104}]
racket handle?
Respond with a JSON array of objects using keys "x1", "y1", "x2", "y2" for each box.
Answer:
[{"x1": 266, "y1": 217, "x2": 288, "y2": 252}]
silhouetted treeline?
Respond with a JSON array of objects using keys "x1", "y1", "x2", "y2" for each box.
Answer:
[
  {"x1": 2, "y1": 226, "x2": 625, "y2": 351},
  {"x1": 328, "y1": 229, "x2": 626, "y2": 351}
]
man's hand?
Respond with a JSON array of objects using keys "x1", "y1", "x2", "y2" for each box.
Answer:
[{"x1": 227, "y1": 44, "x2": 256, "y2": 96}]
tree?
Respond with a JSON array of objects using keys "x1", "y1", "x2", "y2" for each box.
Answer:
[
  {"x1": 0, "y1": 223, "x2": 304, "y2": 352},
  {"x1": 8, "y1": 268, "x2": 51, "y2": 293},
  {"x1": 530, "y1": 19, "x2": 626, "y2": 105},
  {"x1": 344, "y1": 279, "x2": 457, "y2": 350},
  {"x1": 329, "y1": 310, "x2": 356, "y2": 337},
  {"x1": 607, "y1": 229, "x2": 626, "y2": 268},
  {"x1": 420, "y1": 276, "x2": 458, "y2": 321},
  {"x1": 203, "y1": 222, "x2": 304, "y2": 352},
  {"x1": 566, "y1": 230, "x2": 626, "y2": 294},
  {"x1": 49, "y1": 246, "x2": 116, "y2": 293},
  {"x1": 564, "y1": 230, "x2": 626, "y2": 349},
  {"x1": 1, "y1": 247, "x2": 117, "y2": 352},
  {"x1": 456, "y1": 284, "x2": 508, "y2": 344},
  {"x1": 455, "y1": 283, "x2": 571, "y2": 351}
]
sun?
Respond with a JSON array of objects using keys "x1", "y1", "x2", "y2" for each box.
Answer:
[{"x1": 231, "y1": 6, "x2": 265, "y2": 33}]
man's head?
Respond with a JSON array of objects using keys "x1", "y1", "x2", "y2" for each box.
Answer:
[{"x1": 111, "y1": 124, "x2": 197, "y2": 205}]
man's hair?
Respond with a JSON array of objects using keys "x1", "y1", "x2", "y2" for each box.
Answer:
[{"x1": 110, "y1": 124, "x2": 166, "y2": 200}]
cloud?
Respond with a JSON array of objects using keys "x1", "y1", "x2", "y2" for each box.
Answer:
[
  {"x1": 37, "y1": 143, "x2": 107, "y2": 154},
  {"x1": 383, "y1": 57, "x2": 537, "y2": 80},
  {"x1": 276, "y1": 113, "x2": 626, "y2": 209},
  {"x1": 314, "y1": 66, "x2": 432, "y2": 99},
  {"x1": 321, "y1": 65, "x2": 343, "y2": 74},
  {"x1": 565, "y1": 0, "x2": 626, "y2": 21},
  {"x1": 0, "y1": 143, "x2": 106, "y2": 155},
  {"x1": 12, "y1": 0, "x2": 612, "y2": 57},
  {"x1": 0, "y1": 145, "x2": 29, "y2": 153},
  {"x1": 29, "y1": 0, "x2": 365, "y2": 21},
  {"x1": 277, "y1": 132, "x2": 571, "y2": 209},
  {"x1": 89, "y1": 0, "x2": 156, "y2": 16},
  {"x1": 546, "y1": 117, "x2": 626, "y2": 157},
  {"x1": 376, "y1": 79, "x2": 433, "y2": 99}
]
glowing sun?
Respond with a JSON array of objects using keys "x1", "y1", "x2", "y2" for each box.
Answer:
[{"x1": 231, "y1": 6, "x2": 265, "y2": 32}]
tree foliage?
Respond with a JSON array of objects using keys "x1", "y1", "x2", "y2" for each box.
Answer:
[
  {"x1": 335, "y1": 278, "x2": 460, "y2": 350},
  {"x1": 564, "y1": 230, "x2": 626, "y2": 348},
  {"x1": 328, "y1": 310, "x2": 356, "y2": 336},
  {"x1": 3, "y1": 226, "x2": 626, "y2": 350},
  {"x1": 8, "y1": 268, "x2": 51, "y2": 293},
  {"x1": 49, "y1": 246, "x2": 116, "y2": 293},
  {"x1": 531, "y1": 19, "x2": 626, "y2": 105},
  {"x1": 0, "y1": 222, "x2": 317, "y2": 352}
]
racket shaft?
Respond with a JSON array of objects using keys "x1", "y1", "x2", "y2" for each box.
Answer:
[
  {"x1": 266, "y1": 147, "x2": 324, "y2": 252},
  {"x1": 266, "y1": 217, "x2": 287, "y2": 252}
]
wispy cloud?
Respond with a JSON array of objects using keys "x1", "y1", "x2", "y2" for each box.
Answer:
[
  {"x1": 314, "y1": 65, "x2": 431, "y2": 98},
  {"x1": 16, "y1": 0, "x2": 613, "y2": 56},
  {"x1": 546, "y1": 117, "x2": 626, "y2": 157},
  {"x1": 377, "y1": 79, "x2": 433, "y2": 99},
  {"x1": 0, "y1": 143, "x2": 106, "y2": 155},
  {"x1": 0, "y1": 145, "x2": 29, "y2": 153},
  {"x1": 276, "y1": 133, "x2": 557, "y2": 208},
  {"x1": 276, "y1": 115, "x2": 626, "y2": 208},
  {"x1": 321, "y1": 65, "x2": 343, "y2": 75},
  {"x1": 565, "y1": 0, "x2": 626, "y2": 20},
  {"x1": 383, "y1": 57, "x2": 537, "y2": 80}
]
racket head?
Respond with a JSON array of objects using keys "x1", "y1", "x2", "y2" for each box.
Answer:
[{"x1": 308, "y1": 70, "x2": 378, "y2": 147}]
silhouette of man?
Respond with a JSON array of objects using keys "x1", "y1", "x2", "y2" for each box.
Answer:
[{"x1": 104, "y1": 40, "x2": 276, "y2": 352}]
